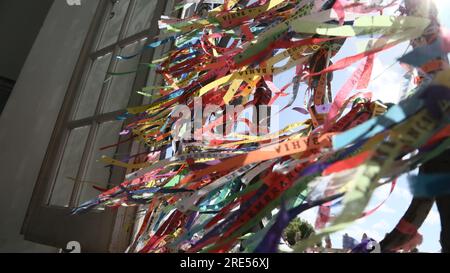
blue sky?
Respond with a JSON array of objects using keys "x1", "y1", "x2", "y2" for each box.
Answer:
[{"x1": 267, "y1": 0, "x2": 450, "y2": 252}]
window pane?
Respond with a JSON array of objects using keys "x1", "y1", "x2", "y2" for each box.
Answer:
[
  {"x1": 74, "y1": 53, "x2": 112, "y2": 120},
  {"x1": 97, "y1": 0, "x2": 131, "y2": 50},
  {"x1": 125, "y1": 0, "x2": 158, "y2": 37},
  {"x1": 102, "y1": 38, "x2": 147, "y2": 114},
  {"x1": 49, "y1": 126, "x2": 90, "y2": 207},
  {"x1": 77, "y1": 120, "x2": 124, "y2": 205}
]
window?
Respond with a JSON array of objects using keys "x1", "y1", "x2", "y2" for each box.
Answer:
[{"x1": 23, "y1": 0, "x2": 176, "y2": 252}]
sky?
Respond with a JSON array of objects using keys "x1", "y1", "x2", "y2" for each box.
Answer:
[{"x1": 267, "y1": 0, "x2": 450, "y2": 253}]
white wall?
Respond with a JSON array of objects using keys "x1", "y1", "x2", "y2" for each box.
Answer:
[{"x1": 0, "y1": 0, "x2": 99, "y2": 253}]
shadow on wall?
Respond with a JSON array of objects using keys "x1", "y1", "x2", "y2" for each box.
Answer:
[
  {"x1": 0, "y1": 77, "x2": 14, "y2": 114},
  {"x1": 0, "y1": 0, "x2": 54, "y2": 113}
]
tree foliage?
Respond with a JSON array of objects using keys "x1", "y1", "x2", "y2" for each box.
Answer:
[{"x1": 283, "y1": 218, "x2": 316, "y2": 246}]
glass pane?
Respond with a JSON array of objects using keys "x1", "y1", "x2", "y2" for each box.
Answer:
[
  {"x1": 102, "y1": 39, "x2": 147, "y2": 113},
  {"x1": 125, "y1": 0, "x2": 158, "y2": 37},
  {"x1": 49, "y1": 126, "x2": 90, "y2": 207},
  {"x1": 142, "y1": 59, "x2": 159, "y2": 106},
  {"x1": 74, "y1": 53, "x2": 112, "y2": 120},
  {"x1": 141, "y1": 40, "x2": 172, "y2": 105},
  {"x1": 97, "y1": 0, "x2": 131, "y2": 50},
  {"x1": 77, "y1": 120, "x2": 124, "y2": 205}
]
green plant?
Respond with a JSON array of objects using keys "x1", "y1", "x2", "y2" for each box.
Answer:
[{"x1": 283, "y1": 218, "x2": 316, "y2": 246}]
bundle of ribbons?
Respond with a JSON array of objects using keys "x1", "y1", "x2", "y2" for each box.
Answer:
[{"x1": 73, "y1": 0, "x2": 450, "y2": 253}]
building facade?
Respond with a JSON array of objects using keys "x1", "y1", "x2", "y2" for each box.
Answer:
[{"x1": 0, "y1": 0, "x2": 200, "y2": 253}]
